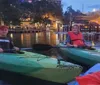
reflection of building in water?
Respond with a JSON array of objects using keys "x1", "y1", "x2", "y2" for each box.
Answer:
[
  {"x1": 50, "y1": 32, "x2": 56, "y2": 45},
  {"x1": 35, "y1": 32, "x2": 58, "y2": 45},
  {"x1": 55, "y1": 34, "x2": 59, "y2": 44},
  {"x1": 31, "y1": 33, "x2": 36, "y2": 45},
  {"x1": 11, "y1": 34, "x2": 22, "y2": 47},
  {"x1": 55, "y1": 33, "x2": 66, "y2": 44},
  {"x1": 21, "y1": 34, "x2": 31, "y2": 47},
  {"x1": 35, "y1": 31, "x2": 57, "y2": 45},
  {"x1": 36, "y1": 32, "x2": 48, "y2": 44},
  {"x1": 45, "y1": 32, "x2": 50, "y2": 44},
  {"x1": 36, "y1": 33, "x2": 39, "y2": 43}
]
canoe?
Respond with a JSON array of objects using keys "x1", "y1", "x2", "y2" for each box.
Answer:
[
  {"x1": 58, "y1": 43, "x2": 100, "y2": 66},
  {"x1": 0, "y1": 51, "x2": 82, "y2": 84}
]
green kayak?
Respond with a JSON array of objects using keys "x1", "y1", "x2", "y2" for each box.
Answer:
[
  {"x1": 0, "y1": 51, "x2": 82, "y2": 84},
  {"x1": 58, "y1": 43, "x2": 100, "y2": 66}
]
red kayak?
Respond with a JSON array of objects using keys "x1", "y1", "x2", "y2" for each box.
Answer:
[{"x1": 76, "y1": 71, "x2": 100, "y2": 85}]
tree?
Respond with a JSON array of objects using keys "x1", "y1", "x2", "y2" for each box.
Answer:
[
  {"x1": 0, "y1": 0, "x2": 63, "y2": 26},
  {"x1": 0, "y1": 0, "x2": 21, "y2": 25},
  {"x1": 20, "y1": 2, "x2": 34, "y2": 20},
  {"x1": 32, "y1": 0, "x2": 63, "y2": 23},
  {"x1": 3, "y1": 6, "x2": 21, "y2": 25},
  {"x1": 64, "y1": 6, "x2": 75, "y2": 25},
  {"x1": 64, "y1": 6, "x2": 85, "y2": 25}
]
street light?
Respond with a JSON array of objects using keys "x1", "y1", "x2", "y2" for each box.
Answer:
[{"x1": 92, "y1": 8, "x2": 97, "y2": 12}]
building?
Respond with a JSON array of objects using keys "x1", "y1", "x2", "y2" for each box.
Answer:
[{"x1": 76, "y1": 11, "x2": 100, "y2": 25}]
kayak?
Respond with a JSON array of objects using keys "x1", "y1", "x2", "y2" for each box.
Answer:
[
  {"x1": 75, "y1": 63, "x2": 100, "y2": 85},
  {"x1": 58, "y1": 43, "x2": 100, "y2": 66},
  {"x1": 68, "y1": 63, "x2": 100, "y2": 85},
  {"x1": 0, "y1": 51, "x2": 82, "y2": 84}
]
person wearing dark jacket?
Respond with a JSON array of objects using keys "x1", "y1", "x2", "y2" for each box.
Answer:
[{"x1": 0, "y1": 25, "x2": 19, "y2": 53}]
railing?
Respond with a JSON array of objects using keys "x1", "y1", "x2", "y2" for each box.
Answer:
[
  {"x1": 57, "y1": 25, "x2": 100, "y2": 43},
  {"x1": 62, "y1": 25, "x2": 100, "y2": 33},
  {"x1": 8, "y1": 28, "x2": 46, "y2": 33}
]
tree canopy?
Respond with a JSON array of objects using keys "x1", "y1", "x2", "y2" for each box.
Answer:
[
  {"x1": 0, "y1": 0, "x2": 63, "y2": 25},
  {"x1": 0, "y1": 0, "x2": 21, "y2": 25},
  {"x1": 32, "y1": 0, "x2": 63, "y2": 23},
  {"x1": 64, "y1": 6, "x2": 86, "y2": 25}
]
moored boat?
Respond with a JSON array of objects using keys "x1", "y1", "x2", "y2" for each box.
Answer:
[
  {"x1": 0, "y1": 51, "x2": 82, "y2": 84},
  {"x1": 58, "y1": 43, "x2": 100, "y2": 66}
]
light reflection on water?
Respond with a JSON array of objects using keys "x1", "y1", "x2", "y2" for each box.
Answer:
[
  {"x1": 8, "y1": 32, "x2": 67, "y2": 48},
  {"x1": 8, "y1": 32, "x2": 100, "y2": 49},
  {"x1": 8, "y1": 32, "x2": 100, "y2": 48}
]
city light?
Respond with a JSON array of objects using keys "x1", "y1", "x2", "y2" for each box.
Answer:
[
  {"x1": 28, "y1": 0, "x2": 32, "y2": 3},
  {"x1": 92, "y1": 8, "x2": 97, "y2": 12}
]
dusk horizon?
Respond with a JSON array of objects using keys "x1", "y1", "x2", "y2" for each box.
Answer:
[{"x1": 62, "y1": 0, "x2": 100, "y2": 13}]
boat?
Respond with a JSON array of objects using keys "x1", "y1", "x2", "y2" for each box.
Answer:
[
  {"x1": 58, "y1": 43, "x2": 100, "y2": 66},
  {"x1": 68, "y1": 63, "x2": 100, "y2": 85},
  {"x1": 75, "y1": 63, "x2": 100, "y2": 85},
  {"x1": 0, "y1": 51, "x2": 82, "y2": 84}
]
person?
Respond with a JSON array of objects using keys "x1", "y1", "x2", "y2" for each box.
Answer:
[
  {"x1": 66, "y1": 25, "x2": 94, "y2": 49},
  {"x1": 0, "y1": 25, "x2": 19, "y2": 53}
]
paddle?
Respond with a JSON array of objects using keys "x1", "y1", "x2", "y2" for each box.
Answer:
[
  {"x1": 32, "y1": 44, "x2": 70, "y2": 51},
  {"x1": 32, "y1": 44, "x2": 54, "y2": 51},
  {"x1": 32, "y1": 44, "x2": 96, "y2": 51}
]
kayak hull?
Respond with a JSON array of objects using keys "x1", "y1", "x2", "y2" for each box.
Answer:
[
  {"x1": 28, "y1": 66, "x2": 82, "y2": 83},
  {"x1": 58, "y1": 43, "x2": 100, "y2": 66},
  {"x1": 0, "y1": 51, "x2": 82, "y2": 84}
]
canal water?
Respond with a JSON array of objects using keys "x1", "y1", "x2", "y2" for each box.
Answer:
[
  {"x1": 8, "y1": 31, "x2": 66, "y2": 48},
  {"x1": 1, "y1": 31, "x2": 100, "y2": 85},
  {"x1": 8, "y1": 32, "x2": 100, "y2": 48}
]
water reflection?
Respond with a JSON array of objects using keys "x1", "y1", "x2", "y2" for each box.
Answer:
[
  {"x1": 8, "y1": 32, "x2": 59, "y2": 48},
  {"x1": 8, "y1": 32, "x2": 100, "y2": 48}
]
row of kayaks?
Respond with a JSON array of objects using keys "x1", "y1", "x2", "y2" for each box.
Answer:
[{"x1": 0, "y1": 43, "x2": 100, "y2": 84}]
